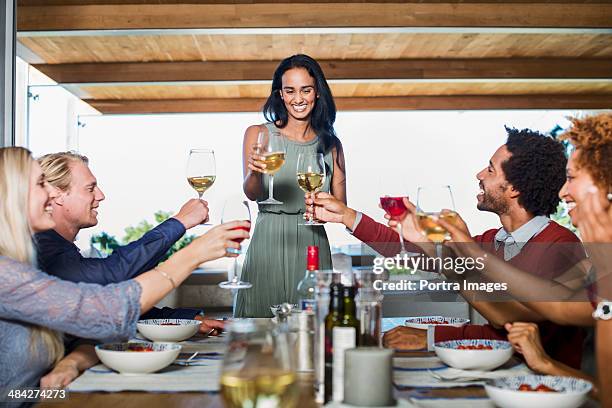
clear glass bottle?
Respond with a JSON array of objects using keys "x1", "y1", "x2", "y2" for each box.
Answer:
[{"x1": 297, "y1": 246, "x2": 318, "y2": 312}]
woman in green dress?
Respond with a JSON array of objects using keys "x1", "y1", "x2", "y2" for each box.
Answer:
[{"x1": 236, "y1": 54, "x2": 347, "y2": 317}]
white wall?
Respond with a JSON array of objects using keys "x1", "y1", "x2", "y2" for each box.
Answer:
[{"x1": 66, "y1": 109, "x2": 575, "y2": 250}]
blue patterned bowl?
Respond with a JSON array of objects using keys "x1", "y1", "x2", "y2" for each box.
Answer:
[
  {"x1": 137, "y1": 319, "x2": 201, "y2": 342},
  {"x1": 434, "y1": 339, "x2": 513, "y2": 370},
  {"x1": 485, "y1": 375, "x2": 592, "y2": 408},
  {"x1": 405, "y1": 316, "x2": 470, "y2": 329}
]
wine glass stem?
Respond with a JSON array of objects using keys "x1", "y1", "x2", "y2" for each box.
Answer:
[
  {"x1": 268, "y1": 174, "x2": 275, "y2": 201},
  {"x1": 309, "y1": 192, "x2": 315, "y2": 222},
  {"x1": 397, "y1": 223, "x2": 407, "y2": 254},
  {"x1": 435, "y1": 243, "x2": 442, "y2": 273},
  {"x1": 231, "y1": 258, "x2": 239, "y2": 283}
]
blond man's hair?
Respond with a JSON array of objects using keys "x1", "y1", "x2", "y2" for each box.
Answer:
[
  {"x1": 38, "y1": 151, "x2": 89, "y2": 192},
  {"x1": 0, "y1": 147, "x2": 64, "y2": 366}
]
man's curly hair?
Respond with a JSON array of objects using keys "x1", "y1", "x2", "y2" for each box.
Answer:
[
  {"x1": 558, "y1": 113, "x2": 612, "y2": 192},
  {"x1": 502, "y1": 127, "x2": 567, "y2": 216}
]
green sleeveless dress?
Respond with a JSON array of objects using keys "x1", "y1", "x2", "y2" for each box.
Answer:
[{"x1": 235, "y1": 123, "x2": 334, "y2": 317}]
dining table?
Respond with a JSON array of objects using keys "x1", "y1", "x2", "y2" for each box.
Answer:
[{"x1": 34, "y1": 316, "x2": 498, "y2": 408}]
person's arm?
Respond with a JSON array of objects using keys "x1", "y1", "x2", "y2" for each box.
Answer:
[
  {"x1": 40, "y1": 344, "x2": 98, "y2": 389},
  {"x1": 438, "y1": 217, "x2": 593, "y2": 326},
  {"x1": 0, "y1": 221, "x2": 249, "y2": 340},
  {"x1": 506, "y1": 322, "x2": 598, "y2": 398},
  {"x1": 243, "y1": 125, "x2": 266, "y2": 201},
  {"x1": 43, "y1": 199, "x2": 210, "y2": 285}
]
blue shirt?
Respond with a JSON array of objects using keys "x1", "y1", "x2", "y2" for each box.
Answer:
[{"x1": 34, "y1": 218, "x2": 203, "y2": 320}]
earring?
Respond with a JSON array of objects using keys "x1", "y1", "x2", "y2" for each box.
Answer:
[{"x1": 607, "y1": 192, "x2": 612, "y2": 202}]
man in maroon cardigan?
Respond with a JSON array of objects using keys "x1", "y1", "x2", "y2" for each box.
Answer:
[{"x1": 307, "y1": 128, "x2": 586, "y2": 369}]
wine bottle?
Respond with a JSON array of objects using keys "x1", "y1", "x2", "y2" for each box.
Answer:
[
  {"x1": 332, "y1": 285, "x2": 360, "y2": 402},
  {"x1": 324, "y1": 282, "x2": 344, "y2": 403},
  {"x1": 297, "y1": 246, "x2": 318, "y2": 312}
]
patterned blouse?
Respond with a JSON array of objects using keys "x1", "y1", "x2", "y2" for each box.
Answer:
[{"x1": 0, "y1": 256, "x2": 142, "y2": 392}]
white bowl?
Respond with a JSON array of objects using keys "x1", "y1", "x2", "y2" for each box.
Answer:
[
  {"x1": 434, "y1": 339, "x2": 513, "y2": 371},
  {"x1": 137, "y1": 319, "x2": 201, "y2": 342},
  {"x1": 95, "y1": 342, "x2": 181, "y2": 374},
  {"x1": 404, "y1": 316, "x2": 470, "y2": 330},
  {"x1": 485, "y1": 375, "x2": 592, "y2": 408}
]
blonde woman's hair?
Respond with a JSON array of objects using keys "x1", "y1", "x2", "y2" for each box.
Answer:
[
  {"x1": 38, "y1": 151, "x2": 89, "y2": 192},
  {"x1": 0, "y1": 147, "x2": 64, "y2": 366}
]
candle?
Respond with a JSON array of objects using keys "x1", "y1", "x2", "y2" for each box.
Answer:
[{"x1": 343, "y1": 347, "x2": 395, "y2": 406}]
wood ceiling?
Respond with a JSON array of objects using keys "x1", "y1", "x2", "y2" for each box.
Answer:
[{"x1": 16, "y1": 1, "x2": 612, "y2": 113}]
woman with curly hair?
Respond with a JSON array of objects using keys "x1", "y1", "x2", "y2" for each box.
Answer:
[{"x1": 437, "y1": 112, "x2": 611, "y2": 400}]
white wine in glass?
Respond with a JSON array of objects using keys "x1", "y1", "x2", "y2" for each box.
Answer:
[
  {"x1": 220, "y1": 320, "x2": 299, "y2": 408},
  {"x1": 416, "y1": 185, "x2": 457, "y2": 243},
  {"x1": 296, "y1": 153, "x2": 326, "y2": 226},
  {"x1": 186, "y1": 149, "x2": 216, "y2": 199},
  {"x1": 257, "y1": 130, "x2": 286, "y2": 205}
]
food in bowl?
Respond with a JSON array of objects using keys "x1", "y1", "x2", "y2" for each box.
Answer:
[
  {"x1": 95, "y1": 342, "x2": 181, "y2": 374},
  {"x1": 485, "y1": 375, "x2": 592, "y2": 408},
  {"x1": 404, "y1": 316, "x2": 469, "y2": 330},
  {"x1": 518, "y1": 383, "x2": 557, "y2": 392},
  {"x1": 434, "y1": 339, "x2": 513, "y2": 370},
  {"x1": 456, "y1": 344, "x2": 493, "y2": 350},
  {"x1": 137, "y1": 319, "x2": 201, "y2": 342}
]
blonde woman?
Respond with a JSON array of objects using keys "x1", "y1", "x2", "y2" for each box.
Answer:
[{"x1": 0, "y1": 147, "x2": 249, "y2": 391}]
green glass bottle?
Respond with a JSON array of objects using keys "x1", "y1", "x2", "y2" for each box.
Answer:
[{"x1": 324, "y1": 282, "x2": 344, "y2": 403}]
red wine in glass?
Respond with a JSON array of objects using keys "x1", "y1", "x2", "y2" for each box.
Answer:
[
  {"x1": 380, "y1": 196, "x2": 408, "y2": 220},
  {"x1": 231, "y1": 224, "x2": 251, "y2": 243}
]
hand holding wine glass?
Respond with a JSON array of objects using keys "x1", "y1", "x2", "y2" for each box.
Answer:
[
  {"x1": 384, "y1": 197, "x2": 429, "y2": 244},
  {"x1": 297, "y1": 152, "x2": 326, "y2": 226},
  {"x1": 219, "y1": 199, "x2": 253, "y2": 290},
  {"x1": 415, "y1": 185, "x2": 458, "y2": 243},
  {"x1": 256, "y1": 129, "x2": 287, "y2": 205}
]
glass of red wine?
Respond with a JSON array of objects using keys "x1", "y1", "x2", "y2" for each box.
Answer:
[
  {"x1": 219, "y1": 199, "x2": 252, "y2": 291},
  {"x1": 380, "y1": 196, "x2": 409, "y2": 255}
]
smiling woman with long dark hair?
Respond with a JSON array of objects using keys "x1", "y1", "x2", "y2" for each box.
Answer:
[{"x1": 238, "y1": 54, "x2": 346, "y2": 317}]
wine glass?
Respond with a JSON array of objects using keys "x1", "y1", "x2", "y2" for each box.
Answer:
[
  {"x1": 219, "y1": 319, "x2": 299, "y2": 408},
  {"x1": 219, "y1": 199, "x2": 253, "y2": 296},
  {"x1": 416, "y1": 185, "x2": 457, "y2": 261},
  {"x1": 379, "y1": 195, "x2": 409, "y2": 255},
  {"x1": 186, "y1": 149, "x2": 216, "y2": 199},
  {"x1": 297, "y1": 152, "x2": 326, "y2": 226},
  {"x1": 257, "y1": 129, "x2": 287, "y2": 205}
]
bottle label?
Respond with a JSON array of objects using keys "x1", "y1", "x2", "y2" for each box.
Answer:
[
  {"x1": 332, "y1": 327, "x2": 356, "y2": 402},
  {"x1": 300, "y1": 299, "x2": 316, "y2": 312}
]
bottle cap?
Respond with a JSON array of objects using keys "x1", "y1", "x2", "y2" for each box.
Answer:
[{"x1": 307, "y1": 246, "x2": 319, "y2": 271}]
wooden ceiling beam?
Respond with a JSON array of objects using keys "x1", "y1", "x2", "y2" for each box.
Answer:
[
  {"x1": 85, "y1": 94, "x2": 612, "y2": 114},
  {"x1": 18, "y1": 3, "x2": 612, "y2": 31},
  {"x1": 33, "y1": 59, "x2": 612, "y2": 84}
]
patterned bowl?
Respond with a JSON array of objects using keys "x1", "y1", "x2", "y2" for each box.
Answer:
[
  {"x1": 485, "y1": 375, "x2": 592, "y2": 408},
  {"x1": 95, "y1": 342, "x2": 182, "y2": 374},
  {"x1": 434, "y1": 339, "x2": 513, "y2": 371},
  {"x1": 404, "y1": 316, "x2": 470, "y2": 330},
  {"x1": 137, "y1": 319, "x2": 201, "y2": 342}
]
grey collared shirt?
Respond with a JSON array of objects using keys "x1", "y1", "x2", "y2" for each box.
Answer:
[{"x1": 494, "y1": 215, "x2": 551, "y2": 261}]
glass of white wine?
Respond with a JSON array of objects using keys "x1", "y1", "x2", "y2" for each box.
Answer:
[
  {"x1": 257, "y1": 130, "x2": 286, "y2": 205},
  {"x1": 186, "y1": 148, "x2": 216, "y2": 198},
  {"x1": 220, "y1": 319, "x2": 299, "y2": 408},
  {"x1": 416, "y1": 185, "x2": 458, "y2": 263},
  {"x1": 297, "y1": 152, "x2": 326, "y2": 226}
]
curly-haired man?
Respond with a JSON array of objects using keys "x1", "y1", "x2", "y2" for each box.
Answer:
[{"x1": 307, "y1": 127, "x2": 587, "y2": 369}]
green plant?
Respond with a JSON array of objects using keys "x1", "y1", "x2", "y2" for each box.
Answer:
[{"x1": 90, "y1": 210, "x2": 195, "y2": 262}]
